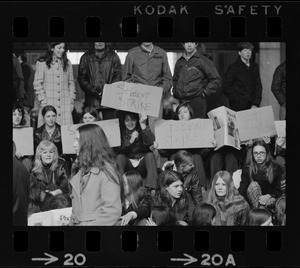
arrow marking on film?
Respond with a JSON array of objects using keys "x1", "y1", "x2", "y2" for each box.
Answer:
[
  {"x1": 171, "y1": 253, "x2": 198, "y2": 266},
  {"x1": 32, "y1": 252, "x2": 58, "y2": 265}
]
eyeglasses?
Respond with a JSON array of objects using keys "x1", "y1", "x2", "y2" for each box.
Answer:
[{"x1": 253, "y1": 151, "x2": 266, "y2": 157}]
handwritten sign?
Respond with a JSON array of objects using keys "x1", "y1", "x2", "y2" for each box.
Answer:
[
  {"x1": 275, "y1": 120, "x2": 286, "y2": 137},
  {"x1": 28, "y1": 207, "x2": 72, "y2": 226},
  {"x1": 61, "y1": 119, "x2": 121, "y2": 154},
  {"x1": 236, "y1": 106, "x2": 277, "y2": 141},
  {"x1": 13, "y1": 127, "x2": 34, "y2": 155},
  {"x1": 101, "y1": 81, "x2": 163, "y2": 117},
  {"x1": 154, "y1": 119, "x2": 215, "y2": 149}
]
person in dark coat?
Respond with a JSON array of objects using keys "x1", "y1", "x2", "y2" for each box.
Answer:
[
  {"x1": 223, "y1": 42, "x2": 263, "y2": 112},
  {"x1": 271, "y1": 60, "x2": 286, "y2": 120},
  {"x1": 13, "y1": 54, "x2": 25, "y2": 104},
  {"x1": 173, "y1": 42, "x2": 221, "y2": 118},
  {"x1": 13, "y1": 141, "x2": 30, "y2": 225},
  {"x1": 77, "y1": 42, "x2": 122, "y2": 120},
  {"x1": 14, "y1": 50, "x2": 35, "y2": 111}
]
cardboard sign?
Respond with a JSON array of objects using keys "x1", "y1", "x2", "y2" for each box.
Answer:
[
  {"x1": 101, "y1": 81, "x2": 163, "y2": 117},
  {"x1": 236, "y1": 106, "x2": 277, "y2": 141},
  {"x1": 13, "y1": 127, "x2": 34, "y2": 155},
  {"x1": 275, "y1": 120, "x2": 286, "y2": 137},
  {"x1": 154, "y1": 119, "x2": 215, "y2": 149},
  {"x1": 61, "y1": 119, "x2": 121, "y2": 154},
  {"x1": 28, "y1": 207, "x2": 72, "y2": 226}
]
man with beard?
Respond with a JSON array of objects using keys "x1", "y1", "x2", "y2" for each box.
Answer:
[{"x1": 223, "y1": 42, "x2": 263, "y2": 112}]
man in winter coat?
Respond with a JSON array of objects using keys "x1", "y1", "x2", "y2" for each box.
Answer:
[
  {"x1": 123, "y1": 42, "x2": 173, "y2": 131},
  {"x1": 77, "y1": 42, "x2": 122, "y2": 120},
  {"x1": 223, "y1": 42, "x2": 263, "y2": 112},
  {"x1": 271, "y1": 60, "x2": 286, "y2": 120},
  {"x1": 173, "y1": 42, "x2": 221, "y2": 118}
]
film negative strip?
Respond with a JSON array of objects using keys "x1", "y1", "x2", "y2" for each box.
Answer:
[{"x1": 1, "y1": 0, "x2": 299, "y2": 267}]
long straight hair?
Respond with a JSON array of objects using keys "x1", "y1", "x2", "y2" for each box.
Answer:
[
  {"x1": 38, "y1": 42, "x2": 69, "y2": 71},
  {"x1": 206, "y1": 171, "x2": 238, "y2": 206},
  {"x1": 157, "y1": 170, "x2": 186, "y2": 209},
  {"x1": 249, "y1": 140, "x2": 274, "y2": 184},
  {"x1": 124, "y1": 171, "x2": 146, "y2": 210},
  {"x1": 76, "y1": 124, "x2": 124, "y2": 198}
]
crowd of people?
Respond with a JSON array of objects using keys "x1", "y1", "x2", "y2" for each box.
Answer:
[{"x1": 12, "y1": 42, "x2": 286, "y2": 226}]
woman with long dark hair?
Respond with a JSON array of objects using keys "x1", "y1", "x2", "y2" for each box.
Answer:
[
  {"x1": 33, "y1": 42, "x2": 76, "y2": 127},
  {"x1": 152, "y1": 170, "x2": 195, "y2": 225},
  {"x1": 69, "y1": 124, "x2": 123, "y2": 226},
  {"x1": 115, "y1": 111, "x2": 158, "y2": 195},
  {"x1": 239, "y1": 140, "x2": 283, "y2": 209}
]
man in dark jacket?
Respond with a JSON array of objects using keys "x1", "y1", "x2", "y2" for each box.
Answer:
[
  {"x1": 77, "y1": 42, "x2": 122, "y2": 120},
  {"x1": 223, "y1": 42, "x2": 263, "y2": 112},
  {"x1": 15, "y1": 50, "x2": 35, "y2": 127},
  {"x1": 173, "y1": 42, "x2": 221, "y2": 118},
  {"x1": 271, "y1": 60, "x2": 286, "y2": 120},
  {"x1": 13, "y1": 54, "x2": 25, "y2": 105}
]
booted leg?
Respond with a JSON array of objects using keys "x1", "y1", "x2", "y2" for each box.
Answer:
[
  {"x1": 192, "y1": 154, "x2": 207, "y2": 189},
  {"x1": 136, "y1": 152, "x2": 158, "y2": 190},
  {"x1": 247, "y1": 181, "x2": 262, "y2": 208},
  {"x1": 210, "y1": 152, "x2": 223, "y2": 180},
  {"x1": 225, "y1": 151, "x2": 239, "y2": 176},
  {"x1": 116, "y1": 154, "x2": 132, "y2": 174}
]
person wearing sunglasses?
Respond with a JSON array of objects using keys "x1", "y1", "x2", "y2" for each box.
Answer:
[{"x1": 238, "y1": 140, "x2": 283, "y2": 209}]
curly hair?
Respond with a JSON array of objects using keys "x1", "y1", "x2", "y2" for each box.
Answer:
[
  {"x1": 32, "y1": 140, "x2": 59, "y2": 173},
  {"x1": 12, "y1": 102, "x2": 26, "y2": 126},
  {"x1": 38, "y1": 42, "x2": 69, "y2": 72}
]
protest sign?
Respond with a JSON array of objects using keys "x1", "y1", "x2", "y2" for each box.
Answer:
[
  {"x1": 61, "y1": 119, "x2": 121, "y2": 154},
  {"x1": 236, "y1": 106, "x2": 277, "y2": 141},
  {"x1": 154, "y1": 119, "x2": 214, "y2": 149},
  {"x1": 208, "y1": 106, "x2": 277, "y2": 149},
  {"x1": 28, "y1": 207, "x2": 72, "y2": 226},
  {"x1": 101, "y1": 81, "x2": 163, "y2": 117},
  {"x1": 207, "y1": 106, "x2": 240, "y2": 150},
  {"x1": 275, "y1": 120, "x2": 286, "y2": 137},
  {"x1": 13, "y1": 127, "x2": 34, "y2": 155}
]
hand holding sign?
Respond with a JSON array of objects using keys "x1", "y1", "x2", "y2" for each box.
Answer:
[
  {"x1": 139, "y1": 112, "x2": 148, "y2": 129},
  {"x1": 130, "y1": 131, "x2": 139, "y2": 144}
]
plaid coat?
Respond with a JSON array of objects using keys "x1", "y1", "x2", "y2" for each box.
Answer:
[{"x1": 34, "y1": 59, "x2": 76, "y2": 127}]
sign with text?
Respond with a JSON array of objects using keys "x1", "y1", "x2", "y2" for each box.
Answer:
[
  {"x1": 101, "y1": 81, "x2": 163, "y2": 117},
  {"x1": 275, "y1": 120, "x2": 286, "y2": 137},
  {"x1": 154, "y1": 119, "x2": 215, "y2": 149},
  {"x1": 28, "y1": 207, "x2": 72, "y2": 226},
  {"x1": 13, "y1": 127, "x2": 34, "y2": 155},
  {"x1": 61, "y1": 119, "x2": 121, "y2": 154},
  {"x1": 236, "y1": 106, "x2": 277, "y2": 141}
]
